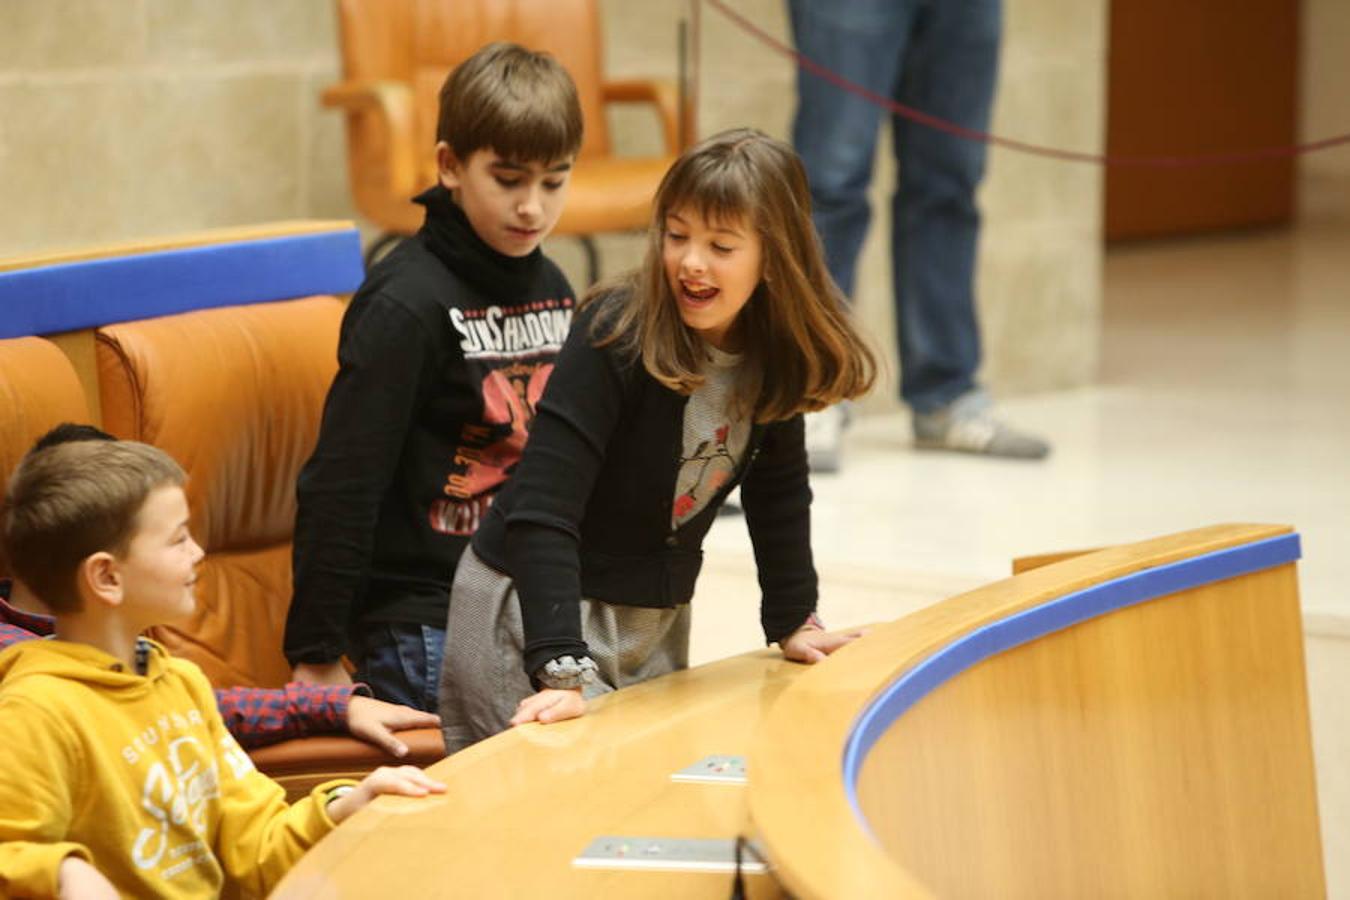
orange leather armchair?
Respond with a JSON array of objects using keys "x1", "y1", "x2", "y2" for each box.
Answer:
[
  {"x1": 0, "y1": 337, "x2": 92, "y2": 491},
  {"x1": 325, "y1": 0, "x2": 687, "y2": 278},
  {"x1": 94, "y1": 298, "x2": 444, "y2": 796}
]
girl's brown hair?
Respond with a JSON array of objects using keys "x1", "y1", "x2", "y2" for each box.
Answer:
[{"x1": 586, "y1": 128, "x2": 876, "y2": 423}]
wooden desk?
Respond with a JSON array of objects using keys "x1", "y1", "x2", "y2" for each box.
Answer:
[
  {"x1": 273, "y1": 648, "x2": 801, "y2": 899},
  {"x1": 274, "y1": 524, "x2": 1325, "y2": 898},
  {"x1": 753, "y1": 523, "x2": 1324, "y2": 898}
]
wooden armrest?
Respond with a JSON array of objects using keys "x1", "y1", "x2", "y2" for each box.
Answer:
[
  {"x1": 601, "y1": 78, "x2": 684, "y2": 153},
  {"x1": 320, "y1": 79, "x2": 418, "y2": 198}
]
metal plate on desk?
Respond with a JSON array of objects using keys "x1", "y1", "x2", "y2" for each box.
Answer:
[
  {"x1": 670, "y1": 754, "x2": 747, "y2": 784},
  {"x1": 574, "y1": 836, "x2": 767, "y2": 873}
]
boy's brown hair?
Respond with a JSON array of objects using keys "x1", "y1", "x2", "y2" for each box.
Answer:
[
  {"x1": 1, "y1": 440, "x2": 185, "y2": 613},
  {"x1": 437, "y1": 41, "x2": 584, "y2": 163},
  {"x1": 587, "y1": 128, "x2": 877, "y2": 423}
]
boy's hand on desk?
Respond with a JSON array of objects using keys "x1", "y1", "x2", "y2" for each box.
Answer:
[
  {"x1": 346, "y1": 697, "x2": 441, "y2": 757},
  {"x1": 58, "y1": 856, "x2": 118, "y2": 900},
  {"x1": 292, "y1": 661, "x2": 353, "y2": 686},
  {"x1": 509, "y1": 688, "x2": 586, "y2": 726},
  {"x1": 781, "y1": 624, "x2": 864, "y2": 664},
  {"x1": 327, "y1": 765, "x2": 447, "y2": 824}
]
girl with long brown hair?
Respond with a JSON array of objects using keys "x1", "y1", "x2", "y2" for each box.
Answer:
[{"x1": 437, "y1": 128, "x2": 876, "y2": 748}]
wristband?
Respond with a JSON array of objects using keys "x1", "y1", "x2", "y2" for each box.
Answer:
[
  {"x1": 535, "y1": 655, "x2": 599, "y2": 690},
  {"x1": 324, "y1": 784, "x2": 355, "y2": 809}
]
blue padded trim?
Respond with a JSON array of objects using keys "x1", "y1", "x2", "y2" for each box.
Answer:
[
  {"x1": 841, "y1": 532, "x2": 1302, "y2": 828},
  {"x1": 0, "y1": 229, "x2": 364, "y2": 339}
]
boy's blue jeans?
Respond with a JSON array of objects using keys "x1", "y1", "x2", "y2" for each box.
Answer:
[
  {"x1": 789, "y1": 0, "x2": 1002, "y2": 414},
  {"x1": 354, "y1": 623, "x2": 446, "y2": 713}
]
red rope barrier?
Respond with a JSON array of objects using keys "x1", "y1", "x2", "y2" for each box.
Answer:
[{"x1": 705, "y1": 0, "x2": 1350, "y2": 168}]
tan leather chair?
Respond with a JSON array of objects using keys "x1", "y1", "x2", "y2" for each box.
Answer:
[
  {"x1": 325, "y1": 0, "x2": 686, "y2": 278},
  {"x1": 94, "y1": 299, "x2": 444, "y2": 795},
  {"x1": 0, "y1": 337, "x2": 92, "y2": 499},
  {"x1": 96, "y1": 298, "x2": 344, "y2": 690}
]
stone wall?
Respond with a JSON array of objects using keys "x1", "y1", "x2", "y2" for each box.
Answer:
[
  {"x1": 0, "y1": 0, "x2": 348, "y2": 256},
  {"x1": 1, "y1": 0, "x2": 1110, "y2": 405}
]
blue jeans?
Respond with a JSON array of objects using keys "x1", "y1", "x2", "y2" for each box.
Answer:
[
  {"x1": 789, "y1": 0, "x2": 1001, "y2": 413},
  {"x1": 354, "y1": 623, "x2": 446, "y2": 713}
]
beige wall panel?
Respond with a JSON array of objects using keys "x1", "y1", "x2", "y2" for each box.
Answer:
[
  {"x1": 0, "y1": 0, "x2": 341, "y2": 258},
  {"x1": 0, "y1": 78, "x2": 154, "y2": 255},
  {"x1": 978, "y1": 228, "x2": 1101, "y2": 394},
  {"x1": 0, "y1": 72, "x2": 309, "y2": 255},
  {"x1": 304, "y1": 66, "x2": 358, "y2": 221},
  {"x1": 0, "y1": 0, "x2": 145, "y2": 70},
  {"x1": 144, "y1": 0, "x2": 335, "y2": 65},
  {"x1": 130, "y1": 74, "x2": 306, "y2": 230}
]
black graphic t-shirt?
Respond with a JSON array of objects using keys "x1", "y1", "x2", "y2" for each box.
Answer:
[{"x1": 285, "y1": 187, "x2": 575, "y2": 666}]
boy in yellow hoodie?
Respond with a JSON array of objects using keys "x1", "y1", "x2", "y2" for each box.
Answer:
[{"x1": 0, "y1": 439, "x2": 445, "y2": 898}]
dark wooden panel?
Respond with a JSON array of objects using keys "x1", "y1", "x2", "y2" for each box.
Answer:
[{"x1": 1105, "y1": 0, "x2": 1299, "y2": 240}]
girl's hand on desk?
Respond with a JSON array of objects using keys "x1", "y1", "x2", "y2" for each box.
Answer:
[
  {"x1": 510, "y1": 688, "x2": 586, "y2": 726},
  {"x1": 781, "y1": 624, "x2": 863, "y2": 664}
]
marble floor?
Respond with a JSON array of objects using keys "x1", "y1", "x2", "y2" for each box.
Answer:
[{"x1": 689, "y1": 215, "x2": 1350, "y2": 896}]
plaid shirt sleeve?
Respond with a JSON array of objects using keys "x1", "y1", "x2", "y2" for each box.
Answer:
[
  {"x1": 214, "y1": 682, "x2": 371, "y2": 749},
  {"x1": 0, "y1": 590, "x2": 54, "y2": 651},
  {"x1": 0, "y1": 624, "x2": 40, "y2": 653}
]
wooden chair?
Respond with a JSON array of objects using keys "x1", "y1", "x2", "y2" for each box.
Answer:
[{"x1": 325, "y1": 0, "x2": 687, "y2": 280}]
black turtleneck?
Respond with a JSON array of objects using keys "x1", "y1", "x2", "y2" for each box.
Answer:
[
  {"x1": 285, "y1": 185, "x2": 577, "y2": 667},
  {"x1": 415, "y1": 186, "x2": 544, "y2": 299}
]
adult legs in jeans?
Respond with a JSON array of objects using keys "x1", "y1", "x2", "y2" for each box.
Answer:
[
  {"x1": 790, "y1": 0, "x2": 1048, "y2": 458},
  {"x1": 891, "y1": 0, "x2": 999, "y2": 414},
  {"x1": 354, "y1": 622, "x2": 446, "y2": 713},
  {"x1": 790, "y1": 0, "x2": 915, "y2": 471}
]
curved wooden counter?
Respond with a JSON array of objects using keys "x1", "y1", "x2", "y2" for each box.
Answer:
[
  {"x1": 750, "y1": 523, "x2": 1325, "y2": 898},
  {"x1": 272, "y1": 647, "x2": 803, "y2": 898},
  {"x1": 272, "y1": 524, "x2": 1324, "y2": 898}
]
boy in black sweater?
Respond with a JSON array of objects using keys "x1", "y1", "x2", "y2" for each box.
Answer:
[{"x1": 284, "y1": 43, "x2": 582, "y2": 710}]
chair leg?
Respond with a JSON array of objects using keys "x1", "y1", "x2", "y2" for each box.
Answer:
[
  {"x1": 578, "y1": 235, "x2": 600, "y2": 287},
  {"x1": 364, "y1": 233, "x2": 405, "y2": 270}
]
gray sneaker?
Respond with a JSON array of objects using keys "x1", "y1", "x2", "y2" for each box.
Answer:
[
  {"x1": 912, "y1": 390, "x2": 1050, "y2": 460},
  {"x1": 805, "y1": 403, "x2": 849, "y2": 473}
]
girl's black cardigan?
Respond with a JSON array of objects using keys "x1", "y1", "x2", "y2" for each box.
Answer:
[{"x1": 471, "y1": 299, "x2": 818, "y2": 678}]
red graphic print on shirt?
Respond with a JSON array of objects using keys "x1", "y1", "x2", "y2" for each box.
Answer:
[
  {"x1": 673, "y1": 423, "x2": 734, "y2": 527},
  {"x1": 429, "y1": 297, "x2": 573, "y2": 535}
]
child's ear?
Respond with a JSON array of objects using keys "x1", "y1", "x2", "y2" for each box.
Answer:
[
  {"x1": 79, "y1": 552, "x2": 124, "y2": 609},
  {"x1": 436, "y1": 141, "x2": 462, "y2": 191}
]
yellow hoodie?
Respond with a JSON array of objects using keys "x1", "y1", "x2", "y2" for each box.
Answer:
[{"x1": 0, "y1": 638, "x2": 346, "y2": 899}]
